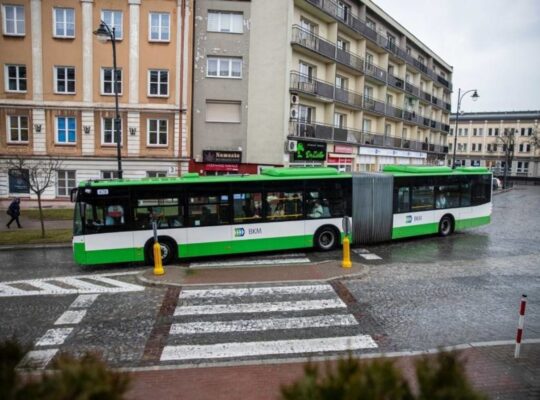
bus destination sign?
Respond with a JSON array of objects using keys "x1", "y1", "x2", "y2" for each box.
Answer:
[{"x1": 292, "y1": 141, "x2": 327, "y2": 162}]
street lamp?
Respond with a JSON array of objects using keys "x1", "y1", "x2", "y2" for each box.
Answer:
[
  {"x1": 94, "y1": 21, "x2": 122, "y2": 179},
  {"x1": 451, "y1": 88, "x2": 479, "y2": 169}
]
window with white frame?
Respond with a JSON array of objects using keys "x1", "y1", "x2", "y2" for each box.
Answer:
[
  {"x1": 149, "y1": 12, "x2": 170, "y2": 41},
  {"x1": 517, "y1": 162, "x2": 529, "y2": 173},
  {"x1": 53, "y1": 7, "x2": 75, "y2": 38},
  {"x1": 2, "y1": 4, "x2": 24, "y2": 36},
  {"x1": 206, "y1": 57, "x2": 242, "y2": 78},
  {"x1": 148, "y1": 70, "x2": 168, "y2": 96},
  {"x1": 478, "y1": 128, "x2": 483, "y2": 136},
  {"x1": 147, "y1": 119, "x2": 168, "y2": 146},
  {"x1": 57, "y1": 170, "x2": 76, "y2": 196},
  {"x1": 54, "y1": 66, "x2": 75, "y2": 93},
  {"x1": 101, "y1": 10, "x2": 122, "y2": 39},
  {"x1": 101, "y1": 171, "x2": 118, "y2": 179},
  {"x1": 4, "y1": 64, "x2": 26, "y2": 92},
  {"x1": 56, "y1": 116, "x2": 76, "y2": 144},
  {"x1": 207, "y1": 11, "x2": 243, "y2": 33},
  {"x1": 102, "y1": 117, "x2": 122, "y2": 145},
  {"x1": 336, "y1": 37, "x2": 348, "y2": 51},
  {"x1": 478, "y1": 143, "x2": 482, "y2": 152},
  {"x1": 334, "y1": 113, "x2": 347, "y2": 128},
  {"x1": 366, "y1": 18, "x2": 375, "y2": 31},
  {"x1": 335, "y1": 75, "x2": 348, "y2": 89},
  {"x1": 147, "y1": 171, "x2": 167, "y2": 178},
  {"x1": 7, "y1": 115, "x2": 29, "y2": 142},
  {"x1": 101, "y1": 68, "x2": 122, "y2": 95}
]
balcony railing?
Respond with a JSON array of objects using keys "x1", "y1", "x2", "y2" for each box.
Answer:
[
  {"x1": 364, "y1": 62, "x2": 387, "y2": 82},
  {"x1": 363, "y1": 95, "x2": 386, "y2": 115},
  {"x1": 290, "y1": 71, "x2": 362, "y2": 109},
  {"x1": 289, "y1": 120, "x2": 448, "y2": 154},
  {"x1": 304, "y1": 0, "x2": 452, "y2": 90}
]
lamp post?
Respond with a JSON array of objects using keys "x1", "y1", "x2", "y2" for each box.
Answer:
[
  {"x1": 451, "y1": 88, "x2": 479, "y2": 169},
  {"x1": 94, "y1": 21, "x2": 122, "y2": 179}
]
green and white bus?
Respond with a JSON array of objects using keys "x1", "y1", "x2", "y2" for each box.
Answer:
[{"x1": 72, "y1": 165, "x2": 492, "y2": 265}]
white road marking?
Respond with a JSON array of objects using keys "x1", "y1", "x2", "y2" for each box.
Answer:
[
  {"x1": 35, "y1": 328, "x2": 73, "y2": 346},
  {"x1": 190, "y1": 258, "x2": 311, "y2": 268},
  {"x1": 70, "y1": 294, "x2": 100, "y2": 308},
  {"x1": 174, "y1": 298, "x2": 346, "y2": 316},
  {"x1": 18, "y1": 349, "x2": 59, "y2": 369},
  {"x1": 54, "y1": 310, "x2": 87, "y2": 325},
  {"x1": 353, "y1": 248, "x2": 370, "y2": 254},
  {"x1": 359, "y1": 254, "x2": 382, "y2": 260},
  {"x1": 161, "y1": 335, "x2": 378, "y2": 361},
  {"x1": 180, "y1": 284, "x2": 334, "y2": 299},
  {"x1": 170, "y1": 314, "x2": 359, "y2": 335},
  {"x1": 0, "y1": 275, "x2": 144, "y2": 297}
]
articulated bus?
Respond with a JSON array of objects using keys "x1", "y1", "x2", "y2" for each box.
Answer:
[{"x1": 72, "y1": 165, "x2": 492, "y2": 265}]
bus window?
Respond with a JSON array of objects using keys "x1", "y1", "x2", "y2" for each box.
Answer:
[
  {"x1": 435, "y1": 185, "x2": 460, "y2": 209},
  {"x1": 460, "y1": 183, "x2": 471, "y2": 206},
  {"x1": 471, "y1": 175, "x2": 491, "y2": 205},
  {"x1": 83, "y1": 199, "x2": 129, "y2": 234},
  {"x1": 188, "y1": 194, "x2": 229, "y2": 226},
  {"x1": 397, "y1": 187, "x2": 410, "y2": 213},
  {"x1": 411, "y1": 186, "x2": 434, "y2": 211},
  {"x1": 305, "y1": 181, "x2": 349, "y2": 217},
  {"x1": 233, "y1": 193, "x2": 262, "y2": 223},
  {"x1": 135, "y1": 198, "x2": 182, "y2": 229},
  {"x1": 266, "y1": 191, "x2": 303, "y2": 221}
]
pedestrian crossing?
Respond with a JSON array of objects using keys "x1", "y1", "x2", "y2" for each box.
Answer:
[
  {"x1": 160, "y1": 283, "x2": 377, "y2": 364},
  {"x1": 0, "y1": 272, "x2": 144, "y2": 297}
]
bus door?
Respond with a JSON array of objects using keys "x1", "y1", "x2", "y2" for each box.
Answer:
[{"x1": 81, "y1": 195, "x2": 136, "y2": 263}]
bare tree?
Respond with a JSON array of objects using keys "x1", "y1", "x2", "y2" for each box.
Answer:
[
  {"x1": 496, "y1": 128, "x2": 516, "y2": 189},
  {"x1": 3, "y1": 155, "x2": 62, "y2": 238}
]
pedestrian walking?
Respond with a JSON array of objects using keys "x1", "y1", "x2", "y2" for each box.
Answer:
[{"x1": 6, "y1": 198, "x2": 22, "y2": 228}]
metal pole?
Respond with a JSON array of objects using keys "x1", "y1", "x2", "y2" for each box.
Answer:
[
  {"x1": 111, "y1": 27, "x2": 122, "y2": 179},
  {"x1": 514, "y1": 294, "x2": 527, "y2": 358},
  {"x1": 452, "y1": 88, "x2": 461, "y2": 169}
]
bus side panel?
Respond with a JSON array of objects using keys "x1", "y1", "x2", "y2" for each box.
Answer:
[
  {"x1": 454, "y1": 203, "x2": 492, "y2": 230},
  {"x1": 184, "y1": 225, "x2": 232, "y2": 257},
  {"x1": 82, "y1": 232, "x2": 140, "y2": 264},
  {"x1": 73, "y1": 237, "x2": 87, "y2": 265},
  {"x1": 132, "y1": 228, "x2": 187, "y2": 261},
  {"x1": 392, "y1": 212, "x2": 440, "y2": 239}
]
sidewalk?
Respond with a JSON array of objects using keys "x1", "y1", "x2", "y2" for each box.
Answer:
[
  {"x1": 134, "y1": 261, "x2": 540, "y2": 400},
  {"x1": 0, "y1": 212, "x2": 72, "y2": 232}
]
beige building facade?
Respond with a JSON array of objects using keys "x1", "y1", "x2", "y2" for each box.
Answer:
[
  {"x1": 450, "y1": 111, "x2": 540, "y2": 178},
  {"x1": 0, "y1": 0, "x2": 192, "y2": 202},
  {"x1": 191, "y1": 0, "x2": 452, "y2": 174}
]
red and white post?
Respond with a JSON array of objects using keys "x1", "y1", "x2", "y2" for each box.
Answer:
[{"x1": 514, "y1": 294, "x2": 527, "y2": 359}]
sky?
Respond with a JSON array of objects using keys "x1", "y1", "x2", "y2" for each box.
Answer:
[{"x1": 373, "y1": 0, "x2": 540, "y2": 113}]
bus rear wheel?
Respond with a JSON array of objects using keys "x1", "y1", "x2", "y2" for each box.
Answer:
[
  {"x1": 314, "y1": 226, "x2": 338, "y2": 251},
  {"x1": 146, "y1": 238, "x2": 176, "y2": 265},
  {"x1": 438, "y1": 215, "x2": 454, "y2": 237}
]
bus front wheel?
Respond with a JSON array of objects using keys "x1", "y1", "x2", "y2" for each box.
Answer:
[
  {"x1": 438, "y1": 215, "x2": 454, "y2": 237},
  {"x1": 146, "y1": 238, "x2": 176, "y2": 265},
  {"x1": 314, "y1": 226, "x2": 339, "y2": 251}
]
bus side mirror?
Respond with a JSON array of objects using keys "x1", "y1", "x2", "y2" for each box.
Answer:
[{"x1": 70, "y1": 188, "x2": 78, "y2": 203}]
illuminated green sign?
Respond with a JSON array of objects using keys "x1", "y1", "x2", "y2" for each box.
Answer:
[{"x1": 292, "y1": 141, "x2": 327, "y2": 161}]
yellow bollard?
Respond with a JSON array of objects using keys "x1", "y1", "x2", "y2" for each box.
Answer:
[
  {"x1": 342, "y1": 235, "x2": 352, "y2": 268},
  {"x1": 153, "y1": 241, "x2": 165, "y2": 276}
]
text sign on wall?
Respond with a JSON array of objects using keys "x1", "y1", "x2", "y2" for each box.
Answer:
[
  {"x1": 202, "y1": 150, "x2": 242, "y2": 164},
  {"x1": 292, "y1": 141, "x2": 327, "y2": 161}
]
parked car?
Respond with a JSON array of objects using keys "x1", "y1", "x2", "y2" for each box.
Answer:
[{"x1": 492, "y1": 177, "x2": 502, "y2": 190}]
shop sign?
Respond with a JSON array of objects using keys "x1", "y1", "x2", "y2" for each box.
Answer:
[
  {"x1": 292, "y1": 141, "x2": 327, "y2": 162},
  {"x1": 334, "y1": 145, "x2": 354, "y2": 154},
  {"x1": 204, "y1": 163, "x2": 239, "y2": 172},
  {"x1": 202, "y1": 150, "x2": 242, "y2": 164},
  {"x1": 358, "y1": 147, "x2": 427, "y2": 159},
  {"x1": 327, "y1": 155, "x2": 353, "y2": 164}
]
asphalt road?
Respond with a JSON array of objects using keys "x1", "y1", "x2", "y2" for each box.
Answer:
[{"x1": 0, "y1": 186, "x2": 538, "y2": 368}]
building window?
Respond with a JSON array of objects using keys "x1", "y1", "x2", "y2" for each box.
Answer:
[
  {"x1": 56, "y1": 116, "x2": 76, "y2": 144},
  {"x1": 101, "y1": 10, "x2": 122, "y2": 39},
  {"x1": 102, "y1": 117, "x2": 122, "y2": 145},
  {"x1": 478, "y1": 143, "x2": 482, "y2": 152},
  {"x1": 517, "y1": 162, "x2": 529, "y2": 173},
  {"x1": 463, "y1": 128, "x2": 468, "y2": 136},
  {"x1": 147, "y1": 171, "x2": 167, "y2": 178},
  {"x1": 335, "y1": 75, "x2": 348, "y2": 89},
  {"x1": 336, "y1": 37, "x2": 348, "y2": 51},
  {"x1": 450, "y1": 128, "x2": 454, "y2": 136},
  {"x1": 366, "y1": 18, "x2": 375, "y2": 31},
  {"x1": 57, "y1": 170, "x2": 76, "y2": 197},
  {"x1": 472, "y1": 143, "x2": 476, "y2": 152},
  {"x1": 147, "y1": 119, "x2": 168, "y2": 146},
  {"x1": 206, "y1": 100, "x2": 241, "y2": 123},
  {"x1": 334, "y1": 113, "x2": 347, "y2": 128},
  {"x1": 8, "y1": 169, "x2": 29, "y2": 193},
  {"x1": 7, "y1": 115, "x2": 29, "y2": 143},
  {"x1": 473, "y1": 128, "x2": 477, "y2": 136},
  {"x1": 336, "y1": 1, "x2": 350, "y2": 22},
  {"x1": 101, "y1": 68, "x2": 122, "y2": 95},
  {"x1": 494, "y1": 128, "x2": 499, "y2": 136},
  {"x1": 207, "y1": 56, "x2": 242, "y2": 78},
  {"x1": 2, "y1": 4, "x2": 24, "y2": 36},
  {"x1": 4, "y1": 64, "x2": 26, "y2": 92},
  {"x1": 54, "y1": 66, "x2": 75, "y2": 94},
  {"x1": 102, "y1": 171, "x2": 119, "y2": 179},
  {"x1": 207, "y1": 11, "x2": 243, "y2": 33},
  {"x1": 53, "y1": 8, "x2": 75, "y2": 38},
  {"x1": 148, "y1": 70, "x2": 168, "y2": 96},
  {"x1": 149, "y1": 12, "x2": 170, "y2": 41},
  {"x1": 478, "y1": 128, "x2": 483, "y2": 136},
  {"x1": 528, "y1": 127, "x2": 533, "y2": 136}
]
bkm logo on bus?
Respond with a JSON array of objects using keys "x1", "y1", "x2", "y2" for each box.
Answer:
[{"x1": 234, "y1": 228, "x2": 245, "y2": 237}]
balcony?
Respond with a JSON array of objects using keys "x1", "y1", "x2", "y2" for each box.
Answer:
[
  {"x1": 387, "y1": 73, "x2": 405, "y2": 91},
  {"x1": 303, "y1": 0, "x2": 452, "y2": 90},
  {"x1": 364, "y1": 62, "x2": 387, "y2": 83},
  {"x1": 363, "y1": 95, "x2": 386, "y2": 115},
  {"x1": 290, "y1": 71, "x2": 362, "y2": 109},
  {"x1": 404, "y1": 81, "x2": 420, "y2": 97},
  {"x1": 385, "y1": 103, "x2": 404, "y2": 120}
]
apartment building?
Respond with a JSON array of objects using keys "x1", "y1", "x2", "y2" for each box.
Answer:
[
  {"x1": 191, "y1": 0, "x2": 452, "y2": 174},
  {"x1": 0, "y1": 0, "x2": 192, "y2": 202},
  {"x1": 449, "y1": 111, "x2": 540, "y2": 178}
]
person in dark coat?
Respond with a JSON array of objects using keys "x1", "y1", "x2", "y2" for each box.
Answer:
[{"x1": 6, "y1": 198, "x2": 22, "y2": 228}]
